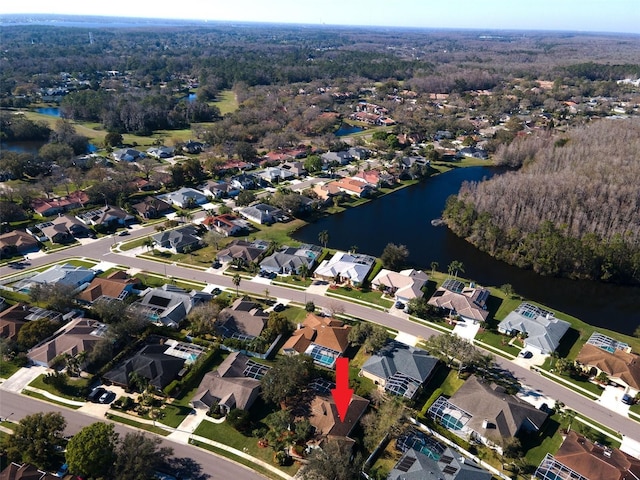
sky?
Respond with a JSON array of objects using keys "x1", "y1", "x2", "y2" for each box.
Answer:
[{"x1": 1, "y1": 0, "x2": 639, "y2": 34}]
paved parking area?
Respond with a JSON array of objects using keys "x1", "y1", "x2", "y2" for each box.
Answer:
[
  {"x1": 597, "y1": 384, "x2": 631, "y2": 414},
  {"x1": 395, "y1": 332, "x2": 419, "y2": 346},
  {"x1": 452, "y1": 320, "x2": 480, "y2": 341}
]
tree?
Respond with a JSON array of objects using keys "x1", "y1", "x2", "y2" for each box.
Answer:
[
  {"x1": 226, "y1": 408, "x2": 251, "y2": 432},
  {"x1": 232, "y1": 273, "x2": 241, "y2": 296},
  {"x1": 361, "y1": 398, "x2": 406, "y2": 450},
  {"x1": 318, "y1": 230, "x2": 329, "y2": 249},
  {"x1": 348, "y1": 322, "x2": 388, "y2": 353},
  {"x1": 301, "y1": 441, "x2": 362, "y2": 480},
  {"x1": 203, "y1": 229, "x2": 224, "y2": 250},
  {"x1": 264, "y1": 312, "x2": 293, "y2": 342},
  {"x1": 305, "y1": 301, "x2": 316, "y2": 312},
  {"x1": 104, "y1": 132, "x2": 123, "y2": 147},
  {"x1": 29, "y1": 282, "x2": 76, "y2": 313},
  {"x1": 17, "y1": 318, "x2": 58, "y2": 349},
  {"x1": 3, "y1": 412, "x2": 66, "y2": 470},
  {"x1": 66, "y1": 422, "x2": 118, "y2": 479},
  {"x1": 236, "y1": 190, "x2": 256, "y2": 207},
  {"x1": 447, "y1": 260, "x2": 465, "y2": 279},
  {"x1": 501, "y1": 283, "x2": 515, "y2": 298},
  {"x1": 186, "y1": 302, "x2": 221, "y2": 337},
  {"x1": 113, "y1": 432, "x2": 173, "y2": 480},
  {"x1": 261, "y1": 354, "x2": 314, "y2": 406},
  {"x1": 430, "y1": 261, "x2": 439, "y2": 274},
  {"x1": 299, "y1": 263, "x2": 310, "y2": 280},
  {"x1": 380, "y1": 243, "x2": 410, "y2": 270},
  {"x1": 303, "y1": 155, "x2": 323, "y2": 174}
]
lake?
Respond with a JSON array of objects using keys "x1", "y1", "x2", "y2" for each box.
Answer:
[
  {"x1": 2, "y1": 140, "x2": 98, "y2": 155},
  {"x1": 293, "y1": 166, "x2": 640, "y2": 336},
  {"x1": 35, "y1": 107, "x2": 61, "y2": 117},
  {"x1": 335, "y1": 124, "x2": 365, "y2": 136}
]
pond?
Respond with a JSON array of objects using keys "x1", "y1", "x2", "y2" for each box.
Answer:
[
  {"x1": 35, "y1": 107, "x2": 61, "y2": 117},
  {"x1": 335, "y1": 124, "x2": 365, "y2": 136}
]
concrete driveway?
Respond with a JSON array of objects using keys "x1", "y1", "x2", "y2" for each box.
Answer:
[{"x1": 0, "y1": 365, "x2": 49, "y2": 393}]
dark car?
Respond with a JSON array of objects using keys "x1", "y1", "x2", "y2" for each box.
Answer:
[
  {"x1": 87, "y1": 387, "x2": 106, "y2": 403},
  {"x1": 211, "y1": 261, "x2": 222, "y2": 269},
  {"x1": 99, "y1": 391, "x2": 116, "y2": 404},
  {"x1": 395, "y1": 301, "x2": 405, "y2": 309},
  {"x1": 622, "y1": 394, "x2": 634, "y2": 405},
  {"x1": 211, "y1": 287, "x2": 222, "y2": 296},
  {"x1": 273, "y1": 303, "x2": 285, "y2": 312}
]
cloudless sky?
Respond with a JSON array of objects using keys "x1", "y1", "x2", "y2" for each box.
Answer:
[{"x1": 1, "y1": 0, "x2": 639, "y2": 34}]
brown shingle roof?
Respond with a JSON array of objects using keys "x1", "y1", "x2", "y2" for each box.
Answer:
[
  {"x1": 28, "y1": 318, "x2": 105, "y2": 367},
  {"x1": 576, "y1": 343, "x2": 640, "y2": 390},
  {"x1": 0, "y1": 303, "x2": 31, "y2": 341},
  {"x1": 308, "y1": 394, "x2": 369, "y2": 438},
  {"x1": 0, "y1": 463, "x2": 57, "y2": 480},
  {"x1": 554, "y1": 431, "x2": 640, "y2": 480}
]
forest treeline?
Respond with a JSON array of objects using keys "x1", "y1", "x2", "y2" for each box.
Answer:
[{"x1": 443, "y1": 119, "x2": 640, "y2": 284}]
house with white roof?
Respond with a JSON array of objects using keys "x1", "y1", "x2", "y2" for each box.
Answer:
[
  {"x1": 498, "y1": 303, "x2": 570, "y2": 355},
  {"x1": 314, "y1": 251, "x2": 376, "y2": 287},
  {"x1": 158, "y1": 188, "x2": 208, "y2": 208}
]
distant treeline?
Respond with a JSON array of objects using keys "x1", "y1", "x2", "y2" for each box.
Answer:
[{"x1": 443, "y1": 119, "x2": 640, "y2": 285}]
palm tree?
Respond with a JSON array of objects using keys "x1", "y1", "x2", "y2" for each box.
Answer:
[
  {"x1": 232, "y1": 273, "x2": 241, "y2": 296},
  {"x1": 298, "y1": 263, "x2": 310, "y2": 280},
  {"x1": 447, "y1": 260, "x2": 464, "y2": 279},
  {"x1": 143, "y1": 238, "x2": 154, "y2": 252},
  {"x1": 264, "y1": 288, "x2": 270, "y2": 303},
  {"x1": 318, "y1": 230, "x2": 329, "y2": 249},
  {"x1": 430, "y1": 261, "x2": 439, "y2": 274}
]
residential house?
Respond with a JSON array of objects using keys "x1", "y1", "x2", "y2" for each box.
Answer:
[
  {"x1": 428, "y1": 375, "x2": 548, "y2": 452},
  {"x1": 576, "y1": 332, "x2": 640, "y2": 392},
  {"x1": 457, "y1": 146, "x2": 489, "y2": 160},
  {"x1": 131, "y1": 284, "x2": 212, "y2": 328},
  {"x1": 257, "y1": 167, "x2": 295, "y2": 184},
  {"x1": 239, "y1": 203, "x2": 284, "y2": 225},
  {"x1": 23, "y1": 263, "x2": 95, "y2": 290},
  {"x1": 203, "y1": 214, "x2": 249, "y2": 237},
  {"x1": 200, "y1": 180, "x2": 237, "y2": 199},
  {"x1": 314, "y1": 251, "x2": 376, "y2": 287},
  {"x1": 281, "y1": 313, "x2": 351, "y2": 369},
  {"x1": 217, "y1": 298, "x2": 269, "y2": 341},
  {"x1": 0, "y1": 303, "x2": 36, "y2": 341},
  {"x1": 159, "y1": 187, "x2": 208, "y2": 208},
  {"x1": 191, "y1": 351, "x2": 267, "y2": 412},
  {"x1": 321, "y1": 151, "x2": 352, "y2": 165},
  {"x1": 146, "y1": 145, "x2": 175, "y2": 159},
  {"x1": 332, "y1": 177, "x2": 372, "y2": 197},
  {"x1": 371, "y1": 269, "x2": 429, "y2": 304},
  {"x1": 113, "y1": 148, "x2": 144, "y2": 162},
  {"x1": 103, "y1": 343, "x2": 185, "y2": 390},
  {"x1": 360, "y1": 340, "x2": 438, "y2": 399},
  {"x1": 182, "y1": 140, "x2": 205, "y2": 154},
  {"x1": 347, "y1": 146, "x2": 369, "y2": 160},
  {"x1": 351, "y1": 169, "x2": 395, "y2": 188},
  {"x1": 389, "y1": 446, "x2": 491, "y2": 480},
  {"x1": 132, "y1": 196, "x2": 173, "y2": 219},
  {"x1": 427, "y1": 279, "x2": 490, "y2": 323},
  {"x1": 498, "y1": 303, "x2": 570, "y2": 355},
  {"x1": 0, "y1": 463, "x2": 58, "y2": 480},
  {"x1": 216, "y1": 239, "x2": 269, "y2": 265},
  {"x1": 0, "y1": 230, "x2": 39, "y2": 258},
  {"x1": 152, "y1": 225, "x2": 203, "y2": 254},
  {"x1": 307, "y1": 393, "x2": 369, "y2": 440},
  {"x1": 281, "y1": 161, "x2": 307, "y2": 177},
  {"x1": 28, "y1": 318, "x2": 107, "y2": 367},
  {"x1": 259, "y1": 244, "x2": 321, "y2": 275},
  {"x1": 76, "y1": 271, "x2": 138, "y2": 305},
  {"x1": 230, "y1": 173, "x2": 260, "y2": 191},
  {"x1": 311, "y1": 181, "x2": 344, "y2": 203},
  {"x1": 76, "y1": 205, "x2": 134, "y2": 227},
  {"x1": 38, "y1": 215, "x2": 91, "y2": 243},
  {"x1": 398, "y1": 156, "x2": 428, "y2": 170},
  {"x1": 31, "y1": 191, "x2": 89, "y2": 217},
  {"x1": 534, "y1": 431, "x2": 640, "y2": 480}
]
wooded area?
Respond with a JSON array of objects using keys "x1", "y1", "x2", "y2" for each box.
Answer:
[{"x1": 444, "y1": 119, "x2": 640, "y2": 284}]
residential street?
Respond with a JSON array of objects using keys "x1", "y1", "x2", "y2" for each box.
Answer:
[{"x1": 1, "y1": 226, "x2": 639, "y2": 451}]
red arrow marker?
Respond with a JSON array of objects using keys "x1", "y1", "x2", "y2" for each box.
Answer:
[{"x1": 331, "y1": 357, "x2": 353, "y2": 422}]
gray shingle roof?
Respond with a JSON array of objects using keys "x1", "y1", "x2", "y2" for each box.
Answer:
[
  {"x1": 389, "y1": 448, "x2": 492, "y2": 480},
  {"x1": 498, "y1": 303, "x2": 570, "y2": 354},
  {"x1": 361, "y1": 340, "x2": 438, "y2": 385}
]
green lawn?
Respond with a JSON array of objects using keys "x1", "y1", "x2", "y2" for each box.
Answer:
[
  {"x1": 272, "y1": 276, "x2": 313, "y2": 289},
  {"x1": 474, "y1": 330, "x2": 520, "y2": 357},
  {"x1": 326, "y1": 286, "x2": 392, "y2": 308},
  {"x1": 418, "y1": 367, "x2": 464, "y2": 415},
  {"x1": 28, "y1": 374, "x2": 90, "y2": 401},
  {"x1": 0, "y1": 360, "x2": 22, "y2": 379},
  {"x1": 105, "y1": 413, "x2": 170, "y2": 436},
  {"x1": 193, "y1": 418, "x2": 299, "y2": 476},
  {"x1": 213, "y1": 89, "x2": 239, "y2": 115}
]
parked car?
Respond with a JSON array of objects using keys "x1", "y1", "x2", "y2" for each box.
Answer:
[
  {"x1": 273, "y1": 303, "x2": 285, "y2": 312},
  {"x1": 211, "y1": 261, "x2": 222, "y2": 269},
  {"x1": 519, "y1": 350, "x2": 533, "y2": 359},
  {"x1": 622, "y1": 394, "x2": 634, "y2": 405},
  {"x1": 87, "y1": 387, "x2": 106, "y2": 402},
  {"x1": 395, "y1": 301, "x2": 405, "y2": 309},
  {"x1": 211, "y1": 287, "x2": 222, "y2": 296},
  {"x1": 117, "y1": 230, "x2": 130, "y2": 236},
  {"x1": 99, "y1": 391, "x2": 115, "y2": 404}
]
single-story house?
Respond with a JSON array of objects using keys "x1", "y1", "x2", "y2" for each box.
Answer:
[
  {"x1": 314, "y1": 251, "x2": 376, "y2": 287},
  {"x1": 389, "y1": 445, "x2": 491, "y2": 480},
  {"x1": 216, "y1": 298, "x2": 269, "y2": 341},
  {"x1": 132, "y1": 196, "x2": 173, "y2": 219},
  {"x1": 428, "y1": 375, "x2": 548, "y2": 453},
  {"x1": 230, "y1": 173, "x2": 260, "y2": 191},
  {"x1": 281, "y1": 161, "x2": 307, "y2": 177},
  {"x1": 200, "y1": 180, "x2": 238, "y2": 199},
  {"x1": 38, "y1": 215, "x2": 91, "y2": 243},
  {"x1": 259, "y1": 244, "x2": 321, "y2": 275},
  {"x1": 191, "y1": 351, "x2": 267, "y2": 413},
  {"x1": 427, "y1": 278, "x2": 490, "y2": 323},
  {"x1": 534, "y1": 430, "x2": 640, "y2": 480},
  {"x1": 146, "y1": 145, "x2": 174, "y2": 159},
  {"x1": 239, "y1": 203, "x2": 284, "y2": 225},
  {"x1": 457, "y1": 146, "x2": 489, "y2": 160},
  {"x1": 311, "y1": 181, "x2": 345, "y2": 202},
  {"x1": 24, "y1": 263, "x2": 95, "y2": 289},
  {"x1": 332, "y1": 177, "x2": 372, "y2": 197},
  {"x1": 182, "y1": 140, "x2": 205, "y2": 154},
  {"x1": 360, "y1": 340, "x2": 438, "y2": 399},
  {"x1": 307, "y1": 393, "x2": 369, "y2": 439},
  {"x1": 76, "y1": 271, "x2": 138, "y2": 305},
  {"x1": 371, "y1": 268, "x2": 429, "y2": 303},
  {"x1": 28, "y1": 318, "x2": 107, "y2": 367},
  {"x1": 0, "y1": 230, "x2": 39, "y2": 258},
  {"x1": 152, "y1": 225, "x2": 203, "y2": 254},
  {"x1": 498, "y1": 303, "x2": 570, "y2": 355},
  {"x1": 76, "y1": 205, "x2": 134, "y2": 227},
  {"x1": 203, "y1": 214, "x2": 249, "y2": 237},
  {"x1": 216, "y1": 239, "x2": 269, "y2": 265},
  {"x1": 0, "y1": 462, "x2": 58, "y2": 480},
  {"x1": 348, "y1": 146, "x2": 369, "y2": 160},
  {"x1": 158, "y1": 188, "x2": 208, "y2": 208},
  {"x1": 351, "y1": 169, "x2": 394, "y2": 188},
  {"x1": 321, "y1": 151, "x2": 352, "y2": 165},
  {"x1": 256, "y1": 167, "x2": 295, "y2": 184},
  {"x1": 103, "y1": 343, "x2": 185, "y2": 390},
  {"x1": 31, "y1": 191, "x2": 89, "y2": 217},
  {"x1": 576, "y1": 332, "x2": 640, "y2": 392},
  {"x1": 0, "y1": 303, "x2": 35, "y2": 341},
  {"x1": 112, "y1": 148, "x2": 144, "y2": 163},
  {"x1": 131, "y1": 284, "x2": 212, "y2": 328},
  {"x1": 281, "y1": 313, "x2": 351, "y2": 369}
]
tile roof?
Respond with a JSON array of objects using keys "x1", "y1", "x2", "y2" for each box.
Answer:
[
  {"x1": 371, "y1": 268, "x2": 429, "y2": 301},
  {"x1": 427, "y1": 284, "x2": 489, "y2": 322},
  {"x1": 576, "y1": 343, "x2": 640, "y2": 390},
  {"x1": 76, "y1": 272, "x2": 137, "y2": 304},
  {"x1": 281, "y1": 313, "x2": 351, "y2": 355}
]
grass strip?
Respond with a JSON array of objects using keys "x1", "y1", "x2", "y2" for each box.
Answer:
[
  {"x1": 105, "y1": 413, "x2": 170, "y2": 436},
  {"x1": 22, "y1": 390, "x2": 82, "y2": 409}
]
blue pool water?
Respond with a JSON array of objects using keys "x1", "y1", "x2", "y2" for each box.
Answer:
[{"x1": 441, "y1": 413, "x2": 464, "y2": 430}]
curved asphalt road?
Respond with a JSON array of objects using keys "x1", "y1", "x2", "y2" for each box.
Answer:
[{"x1": 1, "y1": 226, "x2": 638, "y2": 445}]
